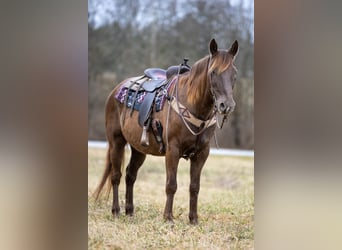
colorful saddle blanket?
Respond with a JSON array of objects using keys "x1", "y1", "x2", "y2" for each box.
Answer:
[{"x1": 115, "y1": 77, "x2": 175, "y2": 112}]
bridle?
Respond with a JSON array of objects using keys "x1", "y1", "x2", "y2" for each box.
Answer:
[
  {"x1": 209, "y1": 76, "x2": 228, "y2": 130},
  {"x1": 208, "y1": 55, "x2": 230, "y2": 129},
  {"x1": 167, "y1": 56, "x2": 230, "y2": 137}
]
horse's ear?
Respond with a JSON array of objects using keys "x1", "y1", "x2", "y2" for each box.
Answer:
[
  {"x1": 228, "y1": 40, "x2": 239, "y2": 57},
  {"x1": 209, "y1": 38, "x2": 218, "y2": 56}
]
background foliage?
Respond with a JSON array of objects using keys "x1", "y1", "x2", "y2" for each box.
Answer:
[{"x1": 88, "y1": 0, "x2": 254, "y2": 149}]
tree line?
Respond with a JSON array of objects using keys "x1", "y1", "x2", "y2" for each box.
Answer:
[{"x1": 89, "y1": 0, "x2": 254, "y2": 149}]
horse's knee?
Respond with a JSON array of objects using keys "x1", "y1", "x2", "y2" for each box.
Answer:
[
  {"x1": 166, "y1": 181, "x2": 177, "y2": 194},
  {"x1": 111, "y1": 173, "x2": 122, "y2": 185},
  {"x1": 189, "y1": 183, "x2": 200, "y2": 195},
  {"x1": 125, "y1": 173, "x2": 137, "y2": 186}
]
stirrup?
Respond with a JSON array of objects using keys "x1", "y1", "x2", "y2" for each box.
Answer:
[
  {"x1": 140, "y1": 125, "x2": 149, "y2": 146},
  {"x1": 152, "y1": 119, "x2": 165, "y2": 153}
]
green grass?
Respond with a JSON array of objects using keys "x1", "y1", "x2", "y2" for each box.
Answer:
[{"x1": 88, "y1": 148, "x2": 254, "y2": 249}]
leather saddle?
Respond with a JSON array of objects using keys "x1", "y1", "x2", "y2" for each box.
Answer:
[
  {"x1": 141, "y1": 68, "x2": 167, "y2": 92},
  {"x1": 127, "y1": 61, "x2": 191, "y2": 128},
  {"x1": 122, "y1": 59, "x2": 191, "y2": 149},
  {"x1": 134, "y1": 68, "x2": 167, "y2": 127}
]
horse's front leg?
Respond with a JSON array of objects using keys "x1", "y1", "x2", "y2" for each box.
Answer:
[
  {"x1": 163, "y1": 145, "x2": 180, "y2": 222},
  {"x1": 189, "y1": 146, "x2": 210, "y2": 224}
]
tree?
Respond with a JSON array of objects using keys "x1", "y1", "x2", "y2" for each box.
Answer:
[{"x1": 88, "y1": 0, "x2": 254, "y2": 149}]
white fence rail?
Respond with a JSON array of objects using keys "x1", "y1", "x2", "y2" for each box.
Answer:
[{"x1": 88, "y1": 141, "x2": 254, "y2": 158}]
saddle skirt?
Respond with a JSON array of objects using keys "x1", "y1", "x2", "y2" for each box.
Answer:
[{"x1": 115, "y1": 77, "x2": 176, "y2": 124}]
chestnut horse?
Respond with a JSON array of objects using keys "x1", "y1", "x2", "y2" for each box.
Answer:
[{"x1": 95, "y1": 38, "x2": 239, "y2": 224}]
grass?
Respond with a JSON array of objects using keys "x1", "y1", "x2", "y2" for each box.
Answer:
[{"x1": 88, "y1": 147, "x2": 254, "y2": 249}]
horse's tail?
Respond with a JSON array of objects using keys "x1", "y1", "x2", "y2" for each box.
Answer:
[
  {"x1": 94, "y1": 84, "x2": 126, "y2": 201},
  {"x1": 93, "y1": 148, "x2": 112, "y2": 201}
]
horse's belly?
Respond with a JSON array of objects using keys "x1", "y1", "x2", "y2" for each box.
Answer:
[{"x1": 121, "y1": 112, "x2": 165, "y2": 156}]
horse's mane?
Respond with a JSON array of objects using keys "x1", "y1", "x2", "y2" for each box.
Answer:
[{"x1": 181, "y1": 51, "x2": 233, "y2": 105}]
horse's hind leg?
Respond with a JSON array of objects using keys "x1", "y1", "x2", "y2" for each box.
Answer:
[
  {"x1": 125, "y1": 147, "x2": 146, "y2": 215},
  {"x1": 109, "y1": 135, "x2": 126, "y2": 216}
]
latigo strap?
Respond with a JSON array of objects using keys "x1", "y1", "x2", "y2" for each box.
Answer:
[{"x1": 152, "y1": 119, "x2": 165, "y2": 153}]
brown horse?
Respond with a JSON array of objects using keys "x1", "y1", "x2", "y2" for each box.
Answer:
[{"x1": 95, "y1": 38, "x2": 239, "y2": 224}]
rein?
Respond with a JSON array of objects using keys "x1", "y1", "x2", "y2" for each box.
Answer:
[{"x1": 216, "y1": 114, "x2": 228, "y2": 129}]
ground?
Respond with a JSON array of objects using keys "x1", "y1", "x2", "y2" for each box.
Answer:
[{"x1": 88, "y1": 147, "x2": 254, "y2": 249}]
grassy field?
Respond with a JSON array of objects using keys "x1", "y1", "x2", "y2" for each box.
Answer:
[{"x1": 88, "y1": 147, "x2": 254, "y2": 249}]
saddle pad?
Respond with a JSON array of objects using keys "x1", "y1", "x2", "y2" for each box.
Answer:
[
  {"x1": 120, "y1": 76, "x2": 147, "y2": 91},
  {"x1": 114, "y1": 77, "x2": 176, "y2": 112},
  {"x1": 115, "y1": 87, "x2": 163, "y2": 112}
]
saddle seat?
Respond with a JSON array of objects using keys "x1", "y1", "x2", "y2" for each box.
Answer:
[
  {"x1": 142, "y1": 78, "x2": 166, "y2": 92},
  {"x1": 122, "y1": 68, "x2": 167, "y2": 92},
  {"x1": 144, "y1": 68, "x2": 166, "y2": 80}
]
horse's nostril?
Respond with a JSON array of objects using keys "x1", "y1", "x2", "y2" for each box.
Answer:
[{"x1": 219, "y1": 103, "x2": 227, "y2": 113}]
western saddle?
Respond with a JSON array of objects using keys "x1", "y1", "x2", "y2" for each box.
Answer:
[{"x1": 124, "y1": 59, "x2": 191, "y2": 152}]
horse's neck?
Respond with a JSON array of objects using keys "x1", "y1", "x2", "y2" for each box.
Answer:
[{"x1": 179, "y1": 74, "x2": 214, "y2": 121}]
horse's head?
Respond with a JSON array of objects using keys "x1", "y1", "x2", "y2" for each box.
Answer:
[{"x1": 208, "y1": 39, "x2": 239, "y2": 115}]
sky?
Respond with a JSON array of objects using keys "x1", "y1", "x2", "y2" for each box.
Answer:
[{"x1": 89, "y1": 0, "x2": 254, "y2": 33}]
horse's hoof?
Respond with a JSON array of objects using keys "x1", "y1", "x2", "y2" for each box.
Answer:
[
  {"x1": 112, "y1": 208, "x2": 120, "y2": 217},
  {"x1": 163, "y1": 214, "x2": 174, "y2": 224},
  {"x1": 125, "y1": 204, "x2": 134, "y2": 216},
  {"x1": 125, "y1": 209, "x2": 134, "y2": 216},
  {"x1": 165, "y1": 219, "x2": 174, "y2": 225},
  {"x1": 189, "y1": 218, "x2": 198, "y2": 225}
]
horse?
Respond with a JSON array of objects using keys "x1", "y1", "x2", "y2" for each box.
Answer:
[{"x1": 94, "y1": 38, "x2": 239, "y2": 225}]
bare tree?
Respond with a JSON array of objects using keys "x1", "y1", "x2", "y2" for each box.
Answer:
[{"x1": 88, "y1": 0, "x2": 254, "y2": 149}]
